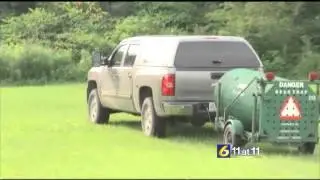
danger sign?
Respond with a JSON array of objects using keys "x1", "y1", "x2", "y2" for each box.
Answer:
[{"x1": 279, "y1": 96, "x2": 302, "y2": 121}]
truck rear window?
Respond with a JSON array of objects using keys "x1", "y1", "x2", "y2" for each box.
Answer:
[{"x1": 174, "y1": 41, "x2": 260, "y2": 68}]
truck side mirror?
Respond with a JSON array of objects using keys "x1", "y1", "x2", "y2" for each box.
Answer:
[
  {"x1": 100, "y1": 55, "x2": 110, "y2": 66},
  {"x1": 103, "y1": 53, "x2": 117, "y2": 67},
  {"x1": 92, "y1": 50, "x2": 102, "y2": 67}
]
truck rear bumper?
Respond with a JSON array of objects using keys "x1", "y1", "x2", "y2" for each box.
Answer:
[{"x1": 159, "y1": 101, "x2": 216, "y2": 118}]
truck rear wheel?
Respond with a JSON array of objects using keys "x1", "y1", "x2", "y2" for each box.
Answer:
[
  {"x1": 88, "y1": 89, "x2": 110, "y2": 124},
  {"x1": 223, "y1": 124, "x2": 244, "y2": 147},
  {"x1": 141, "y1": 97, "x2": 166, "y2": 138},
  {"x1": 298, "y1": 142, "x2": 316, "y2": 154}
]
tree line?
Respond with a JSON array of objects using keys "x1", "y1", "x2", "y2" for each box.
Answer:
[{"x1": 0, "y1": 2, "x2": 319, "y2": 84}]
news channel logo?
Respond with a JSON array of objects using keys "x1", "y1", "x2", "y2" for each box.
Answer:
[
  {"x1": 216, "y1": 144, "x2": 260, "y2": 158},
  {"x1": 217, "y1": 144, "x2": 231, "y2": 158}
]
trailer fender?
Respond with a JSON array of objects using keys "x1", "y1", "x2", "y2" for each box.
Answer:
[{"x1": 224, "y1": 119, "x2": 244, "y2": 137}]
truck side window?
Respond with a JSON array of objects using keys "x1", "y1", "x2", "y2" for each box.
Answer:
[
  {"x1": 111, "y1": 45, "x2": 128, "y2": 67},
  {"x1": 123, "y1": 44, "x2": 139, "y2": 67}
]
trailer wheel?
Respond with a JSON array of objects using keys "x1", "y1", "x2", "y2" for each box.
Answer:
[
  {"x1": 298, "y1": 143, "x2": 316, "y2": 154},
  {"x1": 223, "y1": 124, "x2": 244, "y2": 147}
]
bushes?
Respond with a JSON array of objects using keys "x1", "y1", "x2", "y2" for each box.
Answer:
[
  {"x1": 0, "y1": 2, "x2": 191, "y2": 85},
  {"x1": 0, "y1": 2, "x2": 112, "y2": 84},
  {"x1": 1, "y1": 2, "x2": 319, "y2": 85},
  {"x1": 0, "y1": 43, "x2": 91, "y2": 84}
]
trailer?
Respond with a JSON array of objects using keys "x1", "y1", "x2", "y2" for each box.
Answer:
[{"x1": 213, "y1": 69, "x2": 319, "y2": 154}]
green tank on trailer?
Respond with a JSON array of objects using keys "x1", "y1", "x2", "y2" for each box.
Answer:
[
  {"x1": 213, "y1": 68, "x2": 286, "y2": 131},
  {"x1": 212, "y1": 68, "x2": 320, "y2": 154}
]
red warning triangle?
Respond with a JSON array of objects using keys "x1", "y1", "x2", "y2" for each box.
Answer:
[{"x1": 279, "y1": 96, "x2": 302, "y2": 121}]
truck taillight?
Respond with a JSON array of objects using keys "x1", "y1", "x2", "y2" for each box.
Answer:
[{"x1": 161, "y1": 74, "x2": 175, "y2": 96}]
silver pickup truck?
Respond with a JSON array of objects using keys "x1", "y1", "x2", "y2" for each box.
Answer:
[{"x1": 86, "y1": 35, "x2": 263, "y2": 138}]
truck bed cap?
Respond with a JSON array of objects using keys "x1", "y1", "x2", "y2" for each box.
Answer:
[{"x1": 121, "y1": 35, "x2": 245, "y2": 44}]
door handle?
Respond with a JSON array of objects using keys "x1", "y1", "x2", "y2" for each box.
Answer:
[
  {"x1": 128, "y1": 73, "x2": 132, "y2": 78},
  {"x1": 111, "y1": 73, "x2": 118, "y2": 79}
]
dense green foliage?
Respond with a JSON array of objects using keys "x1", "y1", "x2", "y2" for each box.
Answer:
[{"x1": 0, "y1": 2, "x2": 319, "y2": 84}]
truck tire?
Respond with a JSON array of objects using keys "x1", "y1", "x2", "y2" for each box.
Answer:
[
  {"x1": 141, "y1": 97, "x2": 166, "y2": 138},
  {"x1": 223, "y1": 124, "x2": 244, "y2": 147},
  {"x1": 298, "y1": 142, "x2": 316, "y2": 154},
  {"x1": 88, "y1": 88, "x2": 110, "y2": 124}
]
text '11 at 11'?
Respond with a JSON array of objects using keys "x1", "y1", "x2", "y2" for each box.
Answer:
[{"x1": 217, "y1": 144, "x2": 261, "y2": 158}]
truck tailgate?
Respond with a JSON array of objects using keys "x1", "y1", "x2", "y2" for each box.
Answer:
[{"x1": 174, "y1": 69, "x2": 224, "y2": 101}]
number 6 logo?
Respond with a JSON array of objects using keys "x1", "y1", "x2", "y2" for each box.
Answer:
[{"x1": 219, "y1": 145, "x2": 230, "y2": 157}]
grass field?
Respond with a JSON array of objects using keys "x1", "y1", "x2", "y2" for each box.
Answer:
[{"x1": 0, "y1": 84, "x2": 319, "y2": 179}]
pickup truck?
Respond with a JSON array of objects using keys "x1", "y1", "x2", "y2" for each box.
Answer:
[{"x1": 86, "y1": 35, "x2": 264, "y2": 138}]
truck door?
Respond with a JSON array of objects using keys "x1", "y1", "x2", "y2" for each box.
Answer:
[
  {"x1": 117, "y1": 44, "x2": 140, "y2": 113},
  {"x1": 100, "y1": 44, "x2": 128, "y2": 109}
]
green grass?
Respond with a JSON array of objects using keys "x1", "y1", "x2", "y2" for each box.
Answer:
[{"x1": 0, "y1": 84, "x2": 319, "y2": 178}]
